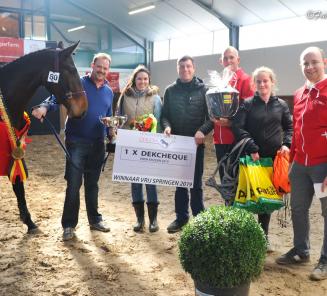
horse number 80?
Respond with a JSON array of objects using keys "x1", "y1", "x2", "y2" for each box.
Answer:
[{"x1": 47, "y1": 71, "x2": 60, "y2": 83}]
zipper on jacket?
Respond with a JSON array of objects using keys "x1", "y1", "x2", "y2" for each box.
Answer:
[
  {"x1": 219, "y1": 125, "x2": 223, "y2": 143},
  {"x1": 300, "y1": 91, "x2": 309, "y2": 164}
]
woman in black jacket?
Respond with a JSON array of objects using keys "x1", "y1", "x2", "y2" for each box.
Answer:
[{"x1": 232, "y1": 66, "x2": 293, "y2": 251}]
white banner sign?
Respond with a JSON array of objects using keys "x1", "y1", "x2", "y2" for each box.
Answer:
[{"x1": 112, "y1": 129, "x2": 197, "y2": 188}]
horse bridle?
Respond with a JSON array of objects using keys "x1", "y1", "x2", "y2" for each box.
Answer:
[{"x1": 52, "y1": 50, "x2": 86, "y2": 101}]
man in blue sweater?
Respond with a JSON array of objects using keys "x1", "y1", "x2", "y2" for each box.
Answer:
[{"x1": 32, "y1": 53, "x2": 113, "y2": 241}]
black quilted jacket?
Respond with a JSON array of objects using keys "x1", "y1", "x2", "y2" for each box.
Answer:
[{"x1": 161, "y1": 77, "x2": 213, "y2": 137}]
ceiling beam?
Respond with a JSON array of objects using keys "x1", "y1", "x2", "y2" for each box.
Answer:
[
  {"x1": 191, "y1": 0, "x2": 239, "y2": 49},
  {"x1": 64, "y1": 0, "x2": 145, "y2": 50}
]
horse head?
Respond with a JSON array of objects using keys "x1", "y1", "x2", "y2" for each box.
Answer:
[{"x1": 44, "y1": 41, "x2": 88, "y2": 118}]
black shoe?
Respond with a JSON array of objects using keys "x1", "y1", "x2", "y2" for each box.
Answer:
[
  {"x1": 310, "y1": 257, "x2": 327, "y2": 281},
  {"x1": 276, "y1": 248, "x2": 310, "y2": 265},
  {"x1": 90, "y1": 221, "x2": 110, "y2": 232},
  {"x1": 63, "y1": 227, "x2": 75, "y2": 241},
  {"x1": 167, "y1": 219, "x2": 188, "y2": 233}
]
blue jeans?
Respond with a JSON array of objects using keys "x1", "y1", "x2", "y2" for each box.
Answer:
[
  {"x1": 174, "y1": 145, "x2": 205, "y2": 223},
  {"x1": 131, "y1": 183, "x2": 158, "y2": 203},
  {"x1": 289, "y1": 161, "x2": 327, "y2": 259},
  {"x1": 61, "y1": 140, "x2": 105, "y2": 228}
]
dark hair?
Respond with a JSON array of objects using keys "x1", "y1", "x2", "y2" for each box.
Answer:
[
  {"x1": 116, "y1": 65, "x2": 151, "y2": 114},
  {"x1": 177, "y1": 55, "x2": 194, "y2": 66},
  {"x1": 130, "y1": 65, "x2": 151, "y2": 88}
]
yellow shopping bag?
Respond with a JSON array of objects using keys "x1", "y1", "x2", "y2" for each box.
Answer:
[
  {"x1": 234, "y1": 156, "x2": 284, "y2": 214},
  {"x1": 234, "y1": 163, "x2": 250, "y2": 205}
]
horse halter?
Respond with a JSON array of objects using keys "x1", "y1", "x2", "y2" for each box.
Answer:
[{"x1": 51, "y1": 50, "x2": 86, "y2": 101}]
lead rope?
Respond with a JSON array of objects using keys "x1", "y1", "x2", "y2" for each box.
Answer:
[
  {"x1": 277, "y1": 193, "x2": 291, "y2": 228},
  {"x1": 42, "y1": 116, "x2": 108, "y2": 173}
]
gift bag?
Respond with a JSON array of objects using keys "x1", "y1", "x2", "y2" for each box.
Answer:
[
  {"x1": 234, "y1": 156, "x2": 284, "y2": 214},
  {"x1": 273, "y1": 150, "x2": 291, "y2": 195}
]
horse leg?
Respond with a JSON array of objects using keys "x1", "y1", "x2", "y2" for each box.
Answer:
[{"x1": 12, "y1": 179, "x2": 38, "y2": 232}]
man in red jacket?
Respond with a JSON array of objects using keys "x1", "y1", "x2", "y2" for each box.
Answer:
[
  {"x1": 213, "y1": 46, "x2": 254, "y2": 180},
  {"x1": 276, "y1": 46, "x2": 327, "y2": 281}
]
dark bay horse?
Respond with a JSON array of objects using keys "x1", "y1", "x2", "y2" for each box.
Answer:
[{"x1": 0, "y1": 42, "x2": 88, "y2": 232}]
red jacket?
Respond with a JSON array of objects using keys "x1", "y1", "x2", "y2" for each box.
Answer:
[
  {"x1": 291, "y1": 77, "x2": 327, "y2": 166},
  {"x1": 213, "y1": 68, "x2": 254, "y2": 144}
]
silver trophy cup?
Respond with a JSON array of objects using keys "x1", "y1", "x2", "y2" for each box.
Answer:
[{"x1": 100, "y1": 115, "x2": 128, "y2": 144}]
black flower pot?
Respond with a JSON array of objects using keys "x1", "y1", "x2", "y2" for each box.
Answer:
[{"x1": 195, "y1": 281, "x2": 250, "y2": 296}]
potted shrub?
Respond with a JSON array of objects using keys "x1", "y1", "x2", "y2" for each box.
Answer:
[{"x1": 178, "y1": 206, "x2": 266, "y2": 296}]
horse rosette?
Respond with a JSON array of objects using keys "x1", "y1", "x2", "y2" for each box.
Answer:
[
  {"x1": 205, "y1": 68, "x2": 239, "y2": 120},
  {"x1": 11, "y1": 145, "x2": 25, "y2": 160}
]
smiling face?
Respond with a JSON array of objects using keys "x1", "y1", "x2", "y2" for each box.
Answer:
[
  {"x1": 91, "y1": 57, "x2": 110, "y2": 84},
  {"x1": 221, "y1": 48, "x2": 240, "y2": 72},
  {"x1": 255, "y1": 71, "x2": 274, "y2": 99},
  {"x1": 301, "y1": 48, "x2": 326, "y2": 84},
  {"x1": 177, "y1": 58, "x2": 195, "y2": 83},
  {"x1": 134, "y1": 70, "x2": 150, "y2": 91}
]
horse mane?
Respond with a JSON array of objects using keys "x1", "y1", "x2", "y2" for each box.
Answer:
[{"x1": 0, "y1": 47, "x2": 56, "y2": 72}]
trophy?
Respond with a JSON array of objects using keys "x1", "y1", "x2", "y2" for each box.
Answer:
[
  {"x1": 205, "y1": 68, "x2": 239, "y2": 192},
  {"x1": 205, "y1": 68, "x2": 239, "y2": 120},
  {"x1": 100, "y1": 115, "x2": 128, "y2": 147}
]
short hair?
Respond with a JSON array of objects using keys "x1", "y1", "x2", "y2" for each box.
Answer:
[
  {"x1": 300, "y1": 46, "x2": 325, "y2": 62},
  {"x1": 92, "y1": 52, "x2": 112, "y2": 64},
  {"x1": 177, "y1": 55, "x2": 194, "y2": 66},
  {"x1": 222, "y1": 46, "x2": 239, "y2": 57},
  {"x1": 252, "y1": 66, "x2": 278, "y2": 95}
]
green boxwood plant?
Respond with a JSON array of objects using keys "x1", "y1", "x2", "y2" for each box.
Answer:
[{"x1": 178, "y1": 206, "x2": 266, "y2": 288}]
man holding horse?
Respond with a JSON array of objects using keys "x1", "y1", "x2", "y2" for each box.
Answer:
[{"x1": 32, "y1": 52, "x2": 113, "y2": 241}]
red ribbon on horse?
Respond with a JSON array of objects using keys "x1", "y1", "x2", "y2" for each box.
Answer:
[{"x1": 0, "y1": 111, "x2": 30, "y2": 183}]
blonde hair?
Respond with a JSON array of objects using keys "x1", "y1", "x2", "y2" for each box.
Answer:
[
  {"x1": 92, "y1": 52, "x2": 112, "y2": 64},
  {"x1": 252, "y1": 66, "x2": 278, "y2": 95}
]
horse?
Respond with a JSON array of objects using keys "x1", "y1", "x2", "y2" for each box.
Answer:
[{"x1": 0, "y1": 41, "x2": 88, "y2": 233}]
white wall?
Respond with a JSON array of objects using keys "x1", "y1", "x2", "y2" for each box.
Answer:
[{"x1": 150, "y1": 40, "x2": 327, "y2": 96}]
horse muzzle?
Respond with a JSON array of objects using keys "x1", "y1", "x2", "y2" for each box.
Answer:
[{"x1": 65, "y1": 91, "x2": 88, "y2": 118}]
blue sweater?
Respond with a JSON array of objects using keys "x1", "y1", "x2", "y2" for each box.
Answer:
[{"x1": 44, "y1": 75, "x2": 113, "y2": 142}]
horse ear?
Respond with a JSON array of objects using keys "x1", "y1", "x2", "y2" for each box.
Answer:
[
  {"x1": 60, "y1": 41, "x2": 80, "y2": 59},
  {"x1": 57, "y1": 41, "x2": 64, "y2": 49}
]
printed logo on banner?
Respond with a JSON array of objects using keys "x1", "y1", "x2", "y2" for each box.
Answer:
[{"x1": 0, "y1": 37, "x2": 24, "y2": 62}]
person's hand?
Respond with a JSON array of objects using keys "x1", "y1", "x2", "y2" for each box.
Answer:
[
  {"x1": 164, "y1": 127, "x2": 171, "y2": 136},
  {"x1": 280, "y1": 145, "x2": 290, "y2": 155},
  {"x1": 100, "y1": 116, "x2": 111, "y2": 127},
  {"x1": 194, "y1": 131, "x2": 205, "y2": 145},
  {"x1": 32, "y1": 106, "x2": 47, "y2": 122},
  {"x1": 108, "y1": 127, "x2": 116, "y2": 137},
  {"x1": 322, "y1": 176, "x2": 327, "y2": 192},
  {"x1": 251, "y1": 152, "x2": 260, "y2": 161},
  {"x1": 215, "y1": 118, "x2": 231, "y2": 127}
]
